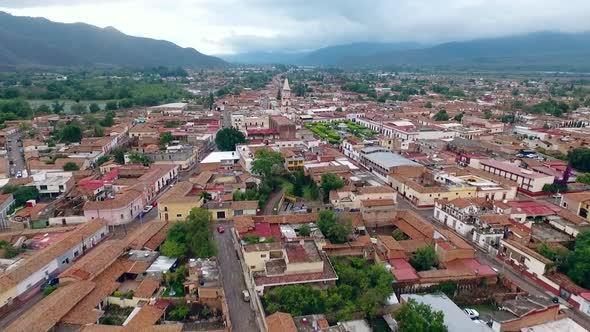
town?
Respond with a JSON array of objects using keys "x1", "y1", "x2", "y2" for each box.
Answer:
[{"x1": 0, "y1": 66, "x2": 589, "y2": 332}]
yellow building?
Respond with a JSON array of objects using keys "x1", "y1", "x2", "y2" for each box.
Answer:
[{"x1": 157, "y1": 181, "x2": 203, "y2": 222}]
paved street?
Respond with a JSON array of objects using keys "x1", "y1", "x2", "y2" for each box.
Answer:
[
  {"x1": 6, "y1": 132, "x2": 26, "y2": 177},
  {"x1": 213, "y1": 220, "x2": 258, "y2": 332}
]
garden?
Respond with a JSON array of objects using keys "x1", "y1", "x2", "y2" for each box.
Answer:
[{"x1": 305, "y1": 120, "x2": 377, "y2": 145}]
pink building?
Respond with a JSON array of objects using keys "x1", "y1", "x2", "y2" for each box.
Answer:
[{"x1": 83, "y1": 186, "x2": 146, "y2": 225}]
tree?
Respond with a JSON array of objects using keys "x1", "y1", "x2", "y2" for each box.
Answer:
[
  {"x1": 395, "y1": 299, "x2": 448, "y2": 332},
  {"x1": 453, "y1": 112, "x2": 464, "y2": 122},
  {"x1": 36, "y1": 104, "x2": 51, "y2": 114},
  {"x1": 410, "y1": 245, "x2": 438, "y2": 271},
  {"x1": 566, "y1": 231, "x2": 590, "y2": 288},
  {"x1": 576, "y1": 173, "x2": 590, "y2": 185},
  {"x1": 63, "y1": 162, "x2": 80, "y2": 171},
  {"x1": 484, "y1": 110, "x2": 493, "y2": 119},
  {"x1": 335, "y1": 107, "x2": 343, "y2": 112},
  {"x1": 424, "y1": 101, "x2": 433, "y2": 108},
  {"x1": 433, "y1": 110, "x2": 449, "y2": 121},
  {"x1": 320, "y1": 173, "x2": 344, "y2": 202},
  {"x1": 251, "y1": 150, "x2": 284, "y2": 178},
  {"x1": 160, "y1": 240, "x2": 188, "y2": 260},
  {"x1": 89, "y1": 103, "x2": 101, "y2": 113},
  {"x1": 128, "y1": 152, "x2": 152, "y2": 166},
  {"x1": 169, "y1": 304, "x2": 190, "y2": 321},
  {"x1": 542, "y1": 183, "x2": 567, "y2": 193},
  {"x1": 60, "y1": 122, "x2": 83, "y2": 143},
  {"x1": 51, "y1": 100, "x2": 65, "y2": 114},
  {"x1": 3, "y1": 185, "x2": 39, "y2": 207},
  {"x1": 299, "y1": 224, "x2": 311, "y2": 237},
  {"x1": 392, "y1": 229, "x2": 409, "y2": 241},
  {"x1": 205, "y1": 92, "x2": 215, "y2": 110},
  {"x1": 119, "y1": 99, "x2": 134, "y2": 108},
  {"x1": 70, "y1": 102, "x2": 87, "y2": 114},
  {"x1": 215, "y1": 127, "x2": 246, "y2": 151},
  {"x1": 105, "y1": 101, "x2": 118, "y2": 110},
  {"x1": 159, "y1": 132, "x2": 174, "y2": 147},
  {"x1": 317, "y1": 210, "x2": 352, "y2": 244},
  {"x1": 511, "y1": 88, "x2": 519, "y2": 96},
  {"x1": 568, "y1": 147, "x2": 590, "y2": 173},
  {"x1": 100, "y1": 111, "x2": 115, "y2": 127},
  {"x1": 112, "y1": 147, "x2": 127, "y2": 164},
  {"x1": 92, "y1": 125, "x2": 105, "y2": 137}
]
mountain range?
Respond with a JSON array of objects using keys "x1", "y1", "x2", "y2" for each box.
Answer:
[
  {"x1": 0, "y1": 11, "x2": 226, "y2": 69},
  {"x1": 224, "y1": 32, "x2": 590, "y2": 71}
]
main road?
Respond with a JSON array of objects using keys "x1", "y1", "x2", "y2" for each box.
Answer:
[{"x1": 213, "y1": 220, "x2": 259, "y2": 332}]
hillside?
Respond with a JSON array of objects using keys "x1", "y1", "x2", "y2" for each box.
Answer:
[
  {"x1": 341, "y1": 32, "x2": 590, "y2": 71},
  {"x1": 0, "y1": 12, "x2": 226, "y2": 69},
  {"x1": 298, "y1": 42, "x2": 423, "y2": 66}
]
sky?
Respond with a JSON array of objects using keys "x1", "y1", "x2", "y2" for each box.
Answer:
[{"x1": 1, "y1": 0, "x2": 590, "y2": 55}]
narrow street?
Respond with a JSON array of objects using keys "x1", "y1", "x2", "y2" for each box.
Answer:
[
  {"x1": 213, "y1": 220, "x2": 258, "y2": 332},
  {"x1": 6, "y1": 131, "x2": 26, "y2": 177},
  {"x1": 263, "y1": 189, "x2": 285, "y2": 215}
]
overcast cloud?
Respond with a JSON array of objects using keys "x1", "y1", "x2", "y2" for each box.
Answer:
[{"x1": 1, "y1": 0, "x2": 590, "y2": 54}]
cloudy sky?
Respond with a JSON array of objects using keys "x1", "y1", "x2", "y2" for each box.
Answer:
[{"x1": 1, "y1": 0, "x2": 590, "y2": 55}]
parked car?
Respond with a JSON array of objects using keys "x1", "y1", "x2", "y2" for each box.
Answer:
[
  {"x1": 16, "y1": 171, "x2": 22, "y2": 178},
  {"x1": 151, "y1": 201, "x2": 158, "y2": 207},
  {"x1": 217, "y1": 225, "x2": 225, "y2": 233},
  {"x1": 464, "y1": 308, "x2": 480, "y2": 320},
  {"x1": 242, "y1": 290, "x2": 250, "y2": 302},
  {"x1": 142, "y1": 205, "x2": 153, "y2": 214}
]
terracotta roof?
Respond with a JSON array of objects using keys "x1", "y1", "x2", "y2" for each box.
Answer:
[
  {"x1": 0, "y1": 219, "x2": 107, "y2": 292},
  {"x1": 361, "y1": 199, "x2": 395, "y2": 208},
  {"x1": 125, "y1": 304, "x2": 167, "y2": 330},
  {"x1": 84, "y1": 187, "x2": 144, "y2": 211},
  {"x1": 357, "y1": 185, "x2": 396, "y2": 194},
  {"x1": 479, "y1": 214, "x2": 511, "y2": 226},
  {"x1": 446, "y1": 197, "x2": 476, "y2": 209},
  {"x1": 126, "y1": 221, "x2": 168, "y2": 249},
  {"x1": 144, "y1": 223, "x2": 172, "y2": 251},
  {"x1": 378, "y1": 235, "x2": 404, "y2": 251},
  {"x1": 234, "y1": 215, "x2": 255, "y2": 233},
  {"x1": 266, "y1": 312, "x2": 298, "y2": 332},
  {"x1": 231, "y1": 200, "x2": 259, "y2": 211},
  {"x1": 134, "y1": 277, "x2": 160, "y2": 298},
  {"x1": 5, "y1": 280, "x2": 95, "y2": 332},
  {"x1": 157, "y1": 181, "x2": 195, "y2": 204},
  {"x1": 562, "y1": 191, "x2": 590, "y2": 203},
  {"x1": 503, "y1": 239, "x2": 553, "y2": 265},
  {"x1": 59, "y1": 240, "x2": 127, "y2": 281}
]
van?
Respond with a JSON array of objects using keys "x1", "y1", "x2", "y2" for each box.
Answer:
[{"x1": 242, "y1": 290, "x2": 250, "y2": 302}]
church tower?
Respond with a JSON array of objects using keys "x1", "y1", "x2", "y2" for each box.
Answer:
[{"x1": 281, "y1": 78, "x2": 291, "y2": 107}]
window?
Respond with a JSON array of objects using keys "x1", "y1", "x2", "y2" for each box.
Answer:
[
  {"x1": 40, "y1": 185, "x2": 48, "y2": 190},
  {"x1": 59, "y1": 185, "x2": 64, "y2": 191},
  {"x1": 120, "y1": 214, "x2": 124, "y2": 219},
  {"x1": 261, "y1": 254, "x2": 267, "y2": 258},
  {"x1": 176, "y1": 214, "x2": 182, "y2": 218}
]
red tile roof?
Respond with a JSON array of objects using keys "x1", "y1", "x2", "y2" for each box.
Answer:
[{"x1": 389, "y1": 258, "x2": 419, "y2": 282}]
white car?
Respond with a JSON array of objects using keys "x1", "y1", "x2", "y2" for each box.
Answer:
[
  {"x1": 464, "y1": 308, "x2": 480, "y2": 320},
  {"x1": 15, "y1": 171, "x2": 22, "y2": 178},
  {"x1": 142, "y1": 205, "x2": 153, "y2": 214}
]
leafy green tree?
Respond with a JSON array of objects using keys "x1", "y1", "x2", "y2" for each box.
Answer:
[
  {"x1": 100, "y1": 111, "x2": 115, "y2": 127},
  {"x1": 128, "y1": 152, "x2": 152, "y2": 166},
  {"x1": 63, "y1": 162, "x2": 80, "y2": 171},
  {"x1": 215, "y1": 127, "x2": 246, "y2": 151},
  {"x1": 410, "y1": 245, "x2": 439, "y2": 271},
  {"x1": 70, "y1": 102, "x2": 87, "y2": 114},
  {"x1": 105, "y1": 101, "x2": 118, "y2": 110},
  {"x1": 396, "y1": 298, "x2": 448, "y2": 332},
  {"x1": 251, "y1": 150, "x2": 284, "y2": 179},
  {"x1": 96, "y1": 156, "x2": 111, "y2": 166},
  {"x1": 159, "y1": 132, "x2": 174, "y2": 147},
  {"x1": 392, "y1": 229, "x2": 409, "y2": 241},
  {"x1": 320, "y1": 173, "x2": 344, "y2": 202},
  {"x1": 484, "y1": 110, "x2": 493, "y2": 119},
  {"x1": 112, "y1": 147, "x2": 127, "y2": 164},
  {"x1": 169, "y1": 304, "x2": 190, "y2": 321},
  {"x1": 119, "y1": 99, "x2": 134, "y2": 108},
  {"x1": 298, "y1": 224, "x2": 311, "y2": 237},
  {"x1": 3, "y1": 186, "x2": 39, "y2": 206},
  {"x1": 424, "y1": 101, "x2": 433, "y2": 108},
  {"x1": 36, "y1": 104, "x2": 51, "y2": 114},
  {"x1": 568, "y1": 147, "x2": 590, "y2": 172},
  {"x1": 542, "y1": 183, "x2": 567, "y2": 193},
  {"x1": 433, "y1": 110, "x2": 449, "y2": 121},
  {"x1": 89, "y1": 103, "x2": 101, "y2": 113},
  {"x1": 566, "y1": 231, "x2": 590, "y2": 288},
  {"x1": 161, "y1": 240, "x2": 188, "y2": 260},
  {"x1": 453, "y1": 112, "x2": 464, "y2": 122},
  {"x1": 317, "y1": 210, "x2": 352, "y2": 244},
  {"x1": 51, "y1": 100, "x2": 65, "y2": 114},
  {"x1": 205, "y1": 92, "x2": 215, "y2": 110},
  {"x1": 92, "y1": 125, "x2": 105, "y2": 137},
  {"x1": 60, "y1": 122, "x2": 83, "y2": 143},
  {"x1": 576, "y1": 173, "x2": 590, "y2": 185}
]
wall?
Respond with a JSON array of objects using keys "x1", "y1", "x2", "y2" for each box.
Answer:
[
  {"x1": 285, "y1": 261, "x2": 324, "y2": 275},
  {"x1": 499, "y1": 306, "x2": 560, "y2": 332},
  {"x1": 84, "y1": 196, "x2": 144, "y2": 226},
  {"x1": 242, "y1": 249, "x2": 274, "y2": 272},
  {"x1": 48, "y1": 215, "x2": 89, "y2": 226},
  {"x1": 158, "y1": 199, "x2": 203, "y2": 222}
]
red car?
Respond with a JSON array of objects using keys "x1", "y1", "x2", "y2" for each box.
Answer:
[{"x1": 217, "y1": 225, "x2": 225, "y2": 233}]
